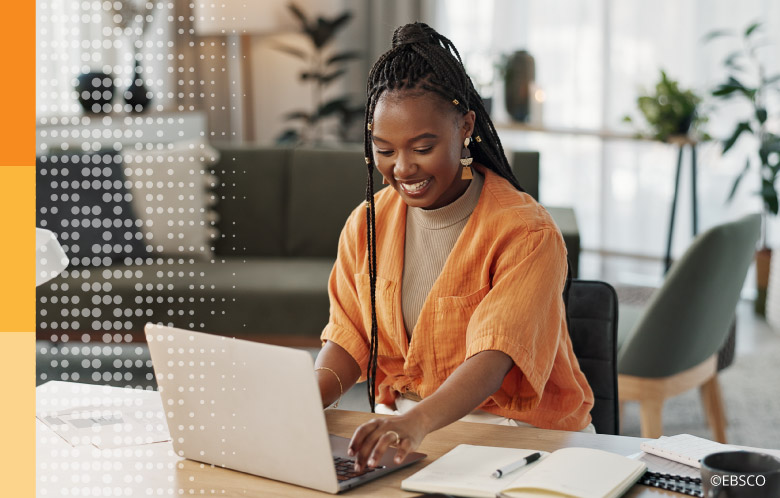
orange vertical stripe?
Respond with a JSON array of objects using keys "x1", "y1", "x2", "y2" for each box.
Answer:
[
  {"x1": 0, "y1": 0, "x2": 36, "y2": 496},
  {"x1": 0, "y1": 3, "x2": 35, "y2": 166}
]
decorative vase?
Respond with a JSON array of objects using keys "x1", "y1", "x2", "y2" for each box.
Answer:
[
  {"x1": 75, "y1": 71, "x2": 115, "y2": 114},
  {"x1": 504, "y1": 50, "x2": 535, "y2": 122},
  {"x1": 124, "y1": 58, "x2": 152, "y2": 112}
]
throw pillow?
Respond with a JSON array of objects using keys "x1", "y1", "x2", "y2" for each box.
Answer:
[{"x1": 123, "y1": 139, "x2": 220, "y2": 259}]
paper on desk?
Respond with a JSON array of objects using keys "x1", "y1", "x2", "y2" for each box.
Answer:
[
  {"x1": 628, "y1": 452, "x2": 700, "y2": 479},
  {"x1": 37, "y1": 384, "x2": 170, "y2": 449}
]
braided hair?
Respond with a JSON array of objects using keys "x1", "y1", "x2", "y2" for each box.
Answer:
[{"x1": 362, "y1": 22, "x2": 524, "y2": 412}]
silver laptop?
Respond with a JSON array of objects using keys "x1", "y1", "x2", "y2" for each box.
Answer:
[{"x1": 144, "y1": 323, "x2": 425, "y2": 494}]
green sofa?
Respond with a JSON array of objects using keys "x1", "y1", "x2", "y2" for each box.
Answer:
[
  {"x1": 36, "y1": 145, "x2": 579, "y2": 386},
  {"x1": 38, "y1": 146, "x2": 577, "y2": 341}
]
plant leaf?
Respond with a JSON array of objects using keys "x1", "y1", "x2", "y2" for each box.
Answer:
[
  {"x1": 722, "y1": 121, "x2": 753, "y2": 154},
  {"x1": 320, "y1": 68, "x2": 347, "y2": 85},
  {"x1": 326, "y1": 51, "x2": 361, "y2": 66},
  {"x1": 744, "y1": 22, "x2": 761, "y2": 38},
  {"x1": 727, "y1": 158, "x2": 750, "y2": 202},
  {"x1": 311, "y1": 11, "x2": 352, "y2": 48},
  {"x1": 756, "y1": 107, "x2": 768, "y2": 124},
  {"x1": 283, "y1": 110, "x2": 312, "y2": 122},
  {"x1": 316, "y1": 97, "x2": 350, "y2": 118},
  {"x1": 712, "y1": 84, "x2": 742, "y2": 98},
  {"x1": 300, "y1": 70, "x2": 324, "y2": 81},
  {"x1": 287, "y1": 2, "x2": 309, "y2": 30},
  {"x1": 703, "y1": 29, "x2": 735, "y2": 42},
  {"x1": 761, "y1": 178, "x2": 779, "y2": 215},
  {"x1": 272, "y1": 44, "x2": 308, "y2": 60}
]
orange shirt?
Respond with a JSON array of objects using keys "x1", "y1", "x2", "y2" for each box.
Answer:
[{"x1": 321, "y1": 166, "x2": 594, "y2": 431}]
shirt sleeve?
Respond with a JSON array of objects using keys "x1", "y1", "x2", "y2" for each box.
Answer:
[
  {"x1": 320, "y1": 207, "x2": 371, "y2": 380},
  {"x1": 465, "y1": 225, "x2": 568, "y2": 412}
]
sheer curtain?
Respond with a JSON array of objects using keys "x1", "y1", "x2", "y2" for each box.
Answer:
[{"x1": 435, "y1": 0, "x2": 780, "y2": 283}]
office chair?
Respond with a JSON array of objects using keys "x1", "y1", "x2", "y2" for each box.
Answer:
[
  {"x1": 617, "y1": 214, "x2": 761, "y2": 442},
  {"x1": 566, "y1": 279, "x2": 620, "y2": 435}
]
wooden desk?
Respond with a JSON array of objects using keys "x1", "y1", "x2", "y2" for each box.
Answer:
[{"x1": 37, "y1": 388, "x2": 683, "y2": 497}]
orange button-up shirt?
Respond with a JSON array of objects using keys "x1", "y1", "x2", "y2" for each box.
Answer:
[{"x1": 321, "y1": 166, "x2": 594, "y2": 431}]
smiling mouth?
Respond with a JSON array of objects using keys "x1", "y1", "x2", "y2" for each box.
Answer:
[{"x1": 398, "y1": 178, "x2": 432, "y2": 194}]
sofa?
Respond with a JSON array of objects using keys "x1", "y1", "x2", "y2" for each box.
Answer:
[{"x1": 36, "y1": 145, "x2": 578, "y2": 387}]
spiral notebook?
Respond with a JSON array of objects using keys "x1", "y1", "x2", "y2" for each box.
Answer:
[{"x1": 639, "y1": 434, "x2": 735, "y2": 468}]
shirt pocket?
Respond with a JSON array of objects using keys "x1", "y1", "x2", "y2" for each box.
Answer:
[
  {"x1": 355, "y1": 273, "x2": 397, "y2": 356},
  {"x1": 433, "y1": 284, "x2": 490, "y2": 374}
]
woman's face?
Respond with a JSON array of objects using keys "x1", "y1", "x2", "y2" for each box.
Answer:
[{"x1": 371, "y1": 91, "x2": 475, "y2": 210}]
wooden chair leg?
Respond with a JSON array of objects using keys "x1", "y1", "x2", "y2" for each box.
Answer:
[
  {"x1": 700, "y1": 375, "x2": 728, "y2": 443},
  {"x1": 699, "y1": 383, "x2": 712, "y2": 427},
  {"x1": 619, "y1": 401, "x2": 625, "y2": 434},
  {"x1": 639, "y1": 398, "x2": 664, "y2": 439}
]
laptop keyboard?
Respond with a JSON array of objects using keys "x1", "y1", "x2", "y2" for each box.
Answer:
[{"x1": 333, "y1": 456, "x2": 384, "y2": 482}]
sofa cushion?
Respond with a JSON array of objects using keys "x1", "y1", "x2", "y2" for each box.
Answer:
[
  {"x1": 286, "y1": 147, "x2": 385, "y2": 258},
  {"x1": 211, "y1": 147, "x2": 289, "y2": 257},
  {"x1": 37, "y1": 258, "x2": 335, "y2": 338}
]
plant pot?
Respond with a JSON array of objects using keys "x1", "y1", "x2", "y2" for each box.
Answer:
[
  {"x1": 75, "y1": 71, "x2": 115, "y2": 114},
  {"x1": 124, "y1": 59, "x2": 153, "y2": 113},
  {"x1": 755, "y1": 247, "x2": 771, "y2": 315},
  {"x1": 504, "y1": 50, "x2": 535, "y2": 122}
]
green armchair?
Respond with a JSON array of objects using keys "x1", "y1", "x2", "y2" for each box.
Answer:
[{"x1": 617, "y1": 214, "x2": 761, "y2": 442}]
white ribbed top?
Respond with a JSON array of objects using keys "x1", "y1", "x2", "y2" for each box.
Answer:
[{"x1": 402, "y1": 172, "x2": 485, "y2": 336}]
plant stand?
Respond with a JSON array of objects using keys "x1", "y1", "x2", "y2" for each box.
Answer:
[{"x1": 664, "y1": 135, "x2": 698, "y2": 274}]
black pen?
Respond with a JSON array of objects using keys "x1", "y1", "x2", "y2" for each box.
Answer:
[{"x1": 491, "y1": 452, "x2": 542, "y2": 479}]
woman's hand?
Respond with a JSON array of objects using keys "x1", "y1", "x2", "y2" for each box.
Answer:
[
  {"x1": 347, "y1": 350, "x2": 514, "y2": 471},
  {"x1": 347, "y1": 412, "x2": 429, "y2": 471}
]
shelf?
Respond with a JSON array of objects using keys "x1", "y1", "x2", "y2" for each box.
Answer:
[
  {"x1": 494, "y1": 121, "x2": 652, "y2": 141},
  {"x1": 36, "y1": 111, "x2": 208, "y2": 154}
]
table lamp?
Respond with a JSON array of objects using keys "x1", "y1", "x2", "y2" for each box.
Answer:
[{"x1": 192, "y1": 0, "x2": 305, "y2": 142}]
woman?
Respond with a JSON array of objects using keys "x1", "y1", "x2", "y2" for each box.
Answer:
[{"x1": 314, "y1": 22, "x2": 594, "y2": 472}]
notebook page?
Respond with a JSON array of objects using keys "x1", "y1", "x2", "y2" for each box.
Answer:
[
  {"x1": 639, "y1": 434, "x2": 735, "y2": 468},
  {"x1": 499, "y1": 447, "x2": 646, "y2": 498},
  {"x1": 400, "y1": 445, "x2": 548, "y2": 498}
]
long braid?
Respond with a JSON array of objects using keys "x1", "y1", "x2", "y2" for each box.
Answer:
[{"x1": 362, "y1": 22, "x2": 525, "y2": 412}]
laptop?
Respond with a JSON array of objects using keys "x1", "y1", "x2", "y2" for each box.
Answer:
[{"x1": 144, "y1": 323, "x2": 426, "y2": 494}]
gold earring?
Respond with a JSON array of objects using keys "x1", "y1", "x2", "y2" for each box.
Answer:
[{"x1": 460, "y1": 136, "x2": 473, "y2": 179}]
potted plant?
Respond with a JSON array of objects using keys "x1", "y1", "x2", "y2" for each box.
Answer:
[
  {"x1": 274, "y1": 3, "x2": 364, "y2": 145},
  {"x1": 623, "y1": 70, "x2": 708, "y2": 142},
  {"x1": 705, "y1": 21, "x2": 780, "y2": 314}
]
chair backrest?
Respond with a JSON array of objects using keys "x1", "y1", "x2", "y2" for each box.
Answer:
[
  {"x1": 566, "y1": 279, "x2": 619, "y2": 435},
  {"x1": 617, "y1": 214, "x2": 761, "y2": 378}
]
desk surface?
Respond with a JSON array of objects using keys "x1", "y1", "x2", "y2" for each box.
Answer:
[{"x1": 37, "y1": 384, "x2": 684, "y2": 497}]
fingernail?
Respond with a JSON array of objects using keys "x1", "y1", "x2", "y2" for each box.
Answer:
[
  {"x1": 347, "y1": 448, "x2": 354, "y2": 456},
  {"x1": 368, "y1": 458, "x2": 375, "y2": 467},
  {"x1": 395, "y1": 456, "x2": 402, "y2": 464}
]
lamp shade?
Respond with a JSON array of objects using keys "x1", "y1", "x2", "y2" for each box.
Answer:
[
  {"x1": 36, "y1": 228, "x2": 69, "y2": 287},
  {"x1": 192, "y1": 0, "x2": 304, "y2": 35}
]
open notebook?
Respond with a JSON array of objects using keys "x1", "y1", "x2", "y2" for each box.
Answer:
[{"x1": 401, "y1": 444, "x2": 646, "y2": 498}]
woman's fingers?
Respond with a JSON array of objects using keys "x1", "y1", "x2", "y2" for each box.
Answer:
[
  {"x1": 393, "y1": 437, "x2": 413, "y2": 464},
  {"x1": 367, "y1": 430, "x2": 400, "y2": 468},
  {"x1": 347, "y1": 418, "x2": 378, "y2": 456},
  {"x1": 349, "y1": 419, "x2": 385, "y2": 470}
]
